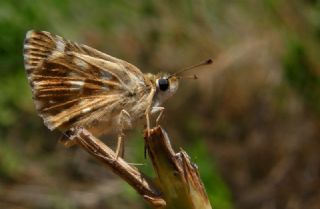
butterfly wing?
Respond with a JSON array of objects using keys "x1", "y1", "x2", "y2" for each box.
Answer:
[{"x1": 23, "y1": 30, "x2": 148, "y2": 132}]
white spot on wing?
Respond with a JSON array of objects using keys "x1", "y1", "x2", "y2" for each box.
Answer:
[
  {"x1": 23, "y1": 55, "x2": 28, "y2": 62},
  {"x1": 68, "y1": 71, "x2": 78, "y2": 77},
  {"x1": 34, "y1": 100, "x2": 45, "y2": 110},
  {"x1": 73, "y1": 58, "x2": 89, "y2": 69},
  {"x1": 44, "y1": 119, "x2": 55, "y2": 130},
  {"x1": 128, "y1": 71, "x2": 143, "y2": 85},
  {"x1": 69, "y1": 80, "x2": 84, "y2": 91},
  {"x1": 70, "y1": 81, "x2": 84, "y2": 86},
  {"x1": 78, "y1": 100, "x2": 86, "y2": 106},
  {"x1": 26, "y1": 30, "x2": 34, "y2": 39},
  {"x1": 56, "y1": 36, "x2": 65, "y2": 52},
  {"x1": 24, "y1": 64, "x2": 33, "y2": 70},
  {"x1": 24, "y1": 54, "x2": 34, "y2": 62},
  {"x1": 81, "y1": 107, "x2": 91, "y2": 113},
  {"x1": 102, "y1": 86, "x2": 110, "y2": 91},
  {"x1": 50, "y1": 51, "x2": 62, "y2": 59},
  {"x1": 100, "y1": 70, "x2": 112, "y2": 80}
]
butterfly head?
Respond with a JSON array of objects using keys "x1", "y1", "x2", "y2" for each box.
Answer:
[
  {"x1": 156, "y1": 75, "x2": 179, "y2": 94},
  {"x1": 152, "y1": 59, "x2": 212, "y2": 106},
  {"x1": 153, "y1": 74, "x2": 179, "y2": 105}
]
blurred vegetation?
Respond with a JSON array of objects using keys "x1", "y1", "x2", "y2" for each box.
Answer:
[{"x1": 1, "y1": 0, "x2": 320, "y2": 209}]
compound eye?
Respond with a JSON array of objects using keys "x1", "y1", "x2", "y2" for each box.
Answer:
[{"x1": 157, "y1": 78, "x2": 169, "y2": 91}]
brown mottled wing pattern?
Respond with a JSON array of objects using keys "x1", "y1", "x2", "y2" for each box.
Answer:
[{"x1": 23, "y1": 30, "x2": 147, "y2": 132}]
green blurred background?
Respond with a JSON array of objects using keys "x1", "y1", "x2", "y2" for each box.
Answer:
[{"x1": 1, "y1": 0, "x2": 320, "y2": 208}]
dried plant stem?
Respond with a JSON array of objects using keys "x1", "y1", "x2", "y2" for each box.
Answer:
[
  {"x1": 63, "y1": 126, "x2": 212, "y2": 209},
  {"x1": 145, "y1": 126, "x2": 212, "y2": 209},
  {"x1": 62, "y1": 127, "x2": 165, "y2": 208}
]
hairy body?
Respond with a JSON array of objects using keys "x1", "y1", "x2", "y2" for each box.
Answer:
[{"x1": 23, "y1": 31, "x2": 180, "y2": 156}]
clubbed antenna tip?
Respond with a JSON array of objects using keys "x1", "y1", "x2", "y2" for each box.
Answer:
[
  {"x1": 206, "y1": 59, "x2": 213, "y2": 64},
  {"x1": 171, "y1": 58, "x2": 214, "y2": 78}
]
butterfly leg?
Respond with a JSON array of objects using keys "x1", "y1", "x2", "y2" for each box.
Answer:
[
  {"x1": 151, "y1": 106, "x2": 165, "y2": 125},
  {"x1": 145, "y1": 88, "x2": 156, "y2": 137},
  {"x1": 145, "y1": 111, "x2": 151, "y2": 137},
  {"x1": 115, "y1": 109, "x2": 131, "y2": 159},
  {"x1": 143, "y1": 107, "x2": 164, "y2": 158}
]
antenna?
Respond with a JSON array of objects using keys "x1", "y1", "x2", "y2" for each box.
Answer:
[
  {"x1": 179, "y1": 75, "x2": 198, "y2": 80},
  {"x1": 169, "y1": 58, "x2": 213, "y2": 78}
]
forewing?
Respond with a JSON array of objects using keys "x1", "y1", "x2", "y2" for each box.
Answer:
[{"x1": 23, "y1": 30, "x2": 146, "y2": 131}]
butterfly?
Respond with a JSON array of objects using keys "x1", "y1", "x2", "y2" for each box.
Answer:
[{"x1": 23, "y1": 30, "x2": 212, "y2": 157}]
